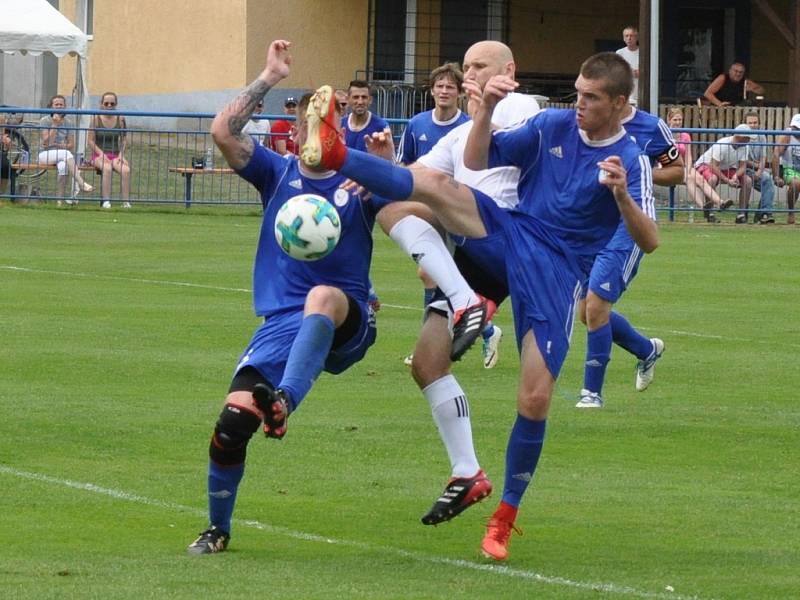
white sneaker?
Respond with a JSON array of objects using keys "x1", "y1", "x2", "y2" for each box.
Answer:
[
  {"x1": 635, "y1": 338, "x2": 665, "y2": 391},
  {"x1": 101, "y1": 200, "x2": 112, "y2": 209},
  {"x1": 482, "y1": 325, "x2": 502, "y2": 369},
  {"x1": 122, "y1": 202, "x2": 132, "y2": 209},
  {"x1": 575, "y1": 389, "x2": 603, "y2": 408},
  {"x1": 403, "y1": 353, "x2": 413, "y2": 367}
]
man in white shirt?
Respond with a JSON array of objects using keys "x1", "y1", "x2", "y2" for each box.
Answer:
[
  {"x1": 241, "y1": 100, "x2": 271, "y2": 146},
  {"x1": 694, "y1": 123, "x2": 754, "y2": 223},
  {"x1": 616, "y1": 26, "x2": 639, "y2": 106}
]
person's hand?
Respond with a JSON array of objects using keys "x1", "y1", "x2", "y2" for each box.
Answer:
[
  {"x1": 364, "y1": 128, "x2": 394, "y2": 161},
  {"x1": 597, "y1": 156, "x2": 628, "y2": 199},
  {"x1": 728, "y1": 174, "x2": 740, "y2": 187},
  {"x1": 719, "y1": 101, "x2": 731, "y2": 107},
  {"x1": 774, "y1": 176, "x2": 785, "y2": 188},
  {"x1": 464, "y1": 75, "x2": 518, "y2": 113},
  {"x1": 339, "y1": 178, "x2": 372, "y2": 201},
  {"x1": 265, "y1": 40, "x2": 292, "y2": 82}
]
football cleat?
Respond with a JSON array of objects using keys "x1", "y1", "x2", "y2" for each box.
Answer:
[
  {"x1": 252, "y1": 383, "x2": 290, "y2": 439},
  {"x1": 635, "y1": 338, "x2": 665, "y2": 392},
  {"x1": 403, "y1": 353, "x2": 414, "y2": 367},
  {"x1": 187, "y1": 526, "x2": 229, "y2": 555},
  {"x1": 421, "y1": 470, "x2": 492, "y2": 525},
  {"x1": 575, "y1": 388, "x2": 603, "y2": 408},
  {"x1": 480, "y1": 517, "x2": 522, "y2": 561},
  {"x1": 482, "y1": 325, "x2": 502, "y2": 369},
  {"x1": 450, "y1": 297, "x2": 495, "y2": 362},
  {"x1": 300, "y1": 85, "x2": 346, "y2": 170}
]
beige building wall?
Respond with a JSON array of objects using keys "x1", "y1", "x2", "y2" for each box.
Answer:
[{"x1": 509, "y1": 1, "x2": 637, "y2": 74}]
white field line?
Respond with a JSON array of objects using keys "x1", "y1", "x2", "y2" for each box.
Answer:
[
  {"x1": 0, "y1": 464, "x2": 710, "y2": 600},
  {"x1": 3, "y1": 264, "x2": 793, "y2": 349}
]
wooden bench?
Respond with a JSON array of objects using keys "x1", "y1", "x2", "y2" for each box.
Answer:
[
  {"x1": 8, "y1": 163, "x2": 99, "y2": 197},
  {"x1": 168, "y1": 166, "x2": 235, "y2": 207}
]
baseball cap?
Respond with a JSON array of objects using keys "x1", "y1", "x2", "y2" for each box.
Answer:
[
  {"x1": 284, "y1": 96, "x2": 297, "y2": 106},
  {"x1": 790, "y1": 114, "x2": 800, "y2": 129},
  {"x1": 734, "y1": 123, "x2": 755, "y2": 139}
]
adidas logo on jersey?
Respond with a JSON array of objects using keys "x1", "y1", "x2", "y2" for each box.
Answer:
[
  {"x1": 289, "y1": 179, "x2": 302, "y2": 189},
  {"x1": 600, "y1": 282, "x2": 612, "y2": 291},
  {"x1": 419, "y1": 133, "x2": 428, "y2": 142},
  {"x1": 549, "y1": 146, "x2": 563, "y2": 158},
  {"x1": 411, "y1": 252, "x2": 425, "y2": 264}
]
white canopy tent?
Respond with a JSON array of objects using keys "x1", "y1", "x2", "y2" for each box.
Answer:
[{"x1": 0, "y1": 0, "x2": 90, "y2": 148}]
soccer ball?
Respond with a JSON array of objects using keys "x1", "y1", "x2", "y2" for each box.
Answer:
[{"x1": 274, "y1": 193, "x2": 341, "y2": 261}]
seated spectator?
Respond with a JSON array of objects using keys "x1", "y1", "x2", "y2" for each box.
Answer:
[
  {"x1": 0, "y1": 117, "x2": 29, "y2": 198},
  {"x1": 87, "y1": 92, "x2": 131, "y2": 209},
  {"x1": 38, "y1": 94, "x2": 93, "y2": 202},
  {"x1": 242, "y1": 99, "x2": 271, "y2": 146},
  {"x1": 772, "y1": 113, "x2": 800, "y2": 225},
  {"x1": 703, "y1": 62, "x2": 764, "y2": 107},
  {"x1": 743, "y1": 111, "x2": 776, "y2": 224},
  {"x1": 667, "y1": 107, "x2": 717, "y2": 219},
  {"x1": 270, "y1": 96, "x2": 297, "y2": 155},
  {"x1": 693, "y1": 123, "x2": 754, "y2": 223},
  {"x1": 0, "y1": 128, "x2": 15, "y2": 195}
]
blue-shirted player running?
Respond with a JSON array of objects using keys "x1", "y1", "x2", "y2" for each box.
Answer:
[
  {"x1": 300, "y1": 52, "x2": 659, "y2": 561},
  {"x1": 576, "y1": 106, "x2": 684, "y2": 408},
  {"x1": 187, "y1": 41, "x2": 387, "y2": 555}
]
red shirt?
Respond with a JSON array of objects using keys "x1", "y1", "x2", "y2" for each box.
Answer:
[{"x1": 270, "y1": 119, "x2": 296, "y2": 154}]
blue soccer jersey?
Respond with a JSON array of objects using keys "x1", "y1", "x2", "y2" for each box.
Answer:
[
  {"x1": 488, "y1": 108, "x2": 654, "y2": 274},
  {"x1": 397, "y1": 109, "x2": 470, "y2": 164},
  {"x1": 341, "y1": 112, "x2": 391, "y2": 152},
  {"x1": 236, "y1": 144, "x2": 389, "y2": 317}
]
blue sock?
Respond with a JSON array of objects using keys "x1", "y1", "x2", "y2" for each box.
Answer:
[
  {"x1": 340, "y1": 149, "x2": 414, "y2": 199},
  {"x1": 208, "y1": 461, "x2": 244, "y2": 534},
  {"x1": 583, "y1": 322, "x2": 612, "y2": 394},
  {"x1": 279, "y1": 313, "x2": 335, "y2": 412},
  {"x1": 502, "y1": 415, "x2": 546, "y2": 508},
  {"x1": 609, "y1": 311, "x2": 653, "y2": 360},
  {"x1": 482, "y1": 322, "x2": 495, "y2": 341}
]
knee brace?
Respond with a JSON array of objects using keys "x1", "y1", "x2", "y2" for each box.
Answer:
[{"x1": 208, "y1": 402, "x2": 262, "y2": 466}]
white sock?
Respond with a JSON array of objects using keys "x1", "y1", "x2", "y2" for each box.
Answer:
[
  {"x1": 389, "y1": 215, "x2": 478, "y2": 312},
  {"x1": 422, "y1": 374, "x2": 480, "y2": 478}
]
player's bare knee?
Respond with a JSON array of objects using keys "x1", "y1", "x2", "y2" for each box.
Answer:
[
  {"x1": 305, "y1": 285, "x2": 347, "y2": 322},
  {"x1": 516, "y1": 387, "x2": 551, "y2": 420},
  {"x1": 209, "y1": 397, "x2": 262, "y2": 466}
]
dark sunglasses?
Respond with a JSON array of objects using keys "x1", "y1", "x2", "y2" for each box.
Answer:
[{"x1": 102, "y1": 101, "x2": 117, "y2": 107}]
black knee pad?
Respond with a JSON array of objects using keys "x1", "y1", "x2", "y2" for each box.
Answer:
[{"x1": 209, "y1": 402, "x2": 262, "y2": 466}]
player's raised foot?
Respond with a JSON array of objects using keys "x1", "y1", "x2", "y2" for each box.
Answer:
[
  {"x1": 635, "y1": 338, "x2": 665, "y2": 392},
  {"x1": 300, "y1": 85, "x2": 345, "y2": 170},
  {"x1": 421, "y1": 470, "x2": 493, "y2": 525},
  {"x1": 482, "y1": 325, "x2": 502, "y2": 369},
  {"x1": 450, "y1": 297, "x2": 495, "y2": 362},
  {"x1": 480, "y1": 517, "x2": 521, "y2": 561},
  {"x1": 575, "y1": 388, "x2": 603, "y2": 408},
  {"x1": 187, "y1": 526, "x2": 229, "y2": 555},
  {"x1": 252, "y1": 383, "x2": 289, "y2": 439}
]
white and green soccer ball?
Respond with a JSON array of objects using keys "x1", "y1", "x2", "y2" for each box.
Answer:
[{"x1": 274, "y1": 193, "x2": 341, "y2": 261}]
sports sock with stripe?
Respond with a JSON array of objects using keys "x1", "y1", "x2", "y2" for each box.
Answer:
[{"x1": 501, "y1": 415, "x2": 546, "y2": 508}]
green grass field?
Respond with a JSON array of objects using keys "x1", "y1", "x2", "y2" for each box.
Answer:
[{"x1": 1, "y1": 205, "x2": 798, "y2": 599}]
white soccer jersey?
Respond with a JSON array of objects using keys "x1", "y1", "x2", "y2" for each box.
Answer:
[{"x1": 417, "y1": 93, "x2": 540, "y2": 210}]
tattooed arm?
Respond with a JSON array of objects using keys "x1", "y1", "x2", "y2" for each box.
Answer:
[{"x1": 210, "y1": 40, "x2": 292, "y2": 170}]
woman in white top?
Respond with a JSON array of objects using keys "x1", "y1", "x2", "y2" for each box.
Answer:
[{"x1": 38, "y1": 94, "x2": 93, "y2": 200}]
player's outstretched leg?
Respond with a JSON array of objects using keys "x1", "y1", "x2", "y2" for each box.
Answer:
[
  {"x1": 421, "y1": 470, "x2": 492, "y2": 525},
  {"x1": 635, "y1": 338, "x2": 665, "y2": 391},
  {"x1": 253, "y1": 383, "x2": 289, "y2": 439},
  {"x1": 300, "y1": 85, "x2": 346, "y2": 170}
]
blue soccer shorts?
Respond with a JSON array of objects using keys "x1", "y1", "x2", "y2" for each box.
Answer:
[
  {"x1": 583, "y1": 244, "x2": 644, "y2": 303},
  {"x1": 233, "y1": 300, "x2": 377, "y2": 387},
  {"x1": 472, "y1": 189, "x2": 583, "y2": 379}
]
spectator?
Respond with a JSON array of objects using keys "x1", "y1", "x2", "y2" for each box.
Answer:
[
  {"x1": 38, "y1": 94, "x2": 93, "y2": 202},
  {"x1": 270, "y1": 96, "x2": 297, "y2": 155},
  {"x1": 341, "y1": 80, "x2": 393, "y2": 153},
  {"x1": 667, "y1": 107, "x2": 726, "y2": 220},
  {"x1": 0, "y1": 116, "x2": 29, "y2": 198},
  {"x1": 693, "y1": 124, "x2": 754, "y2": 222},
  {"x1": 0, "y1": 128, "x2": 14, "y2": 195},
  {"x1": 87, "y1": 92, "x2": 131, "y2": 209},
  {"x1": 616, "y1": 26, "x2": 639, "y2": 106},
  {"x1": 334, "y1": 89, "x2": 349, "y2": 115},
  {"x1": 703, "y1": 62, "x2": 764, "y2": 107},
  {"x1": 241, "y1": 99, "x2": 271, "y2": 146},
  {"x1": 743, "y1": 111, "x2": 775, "y2": 223},
  {"x1": 772, "y1": 113, "x2": 800, "y2": 225}
]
